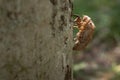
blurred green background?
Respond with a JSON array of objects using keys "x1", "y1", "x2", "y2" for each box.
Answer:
[{"x1": 73, "y1": 0, "x2": 120, "y2": 80}]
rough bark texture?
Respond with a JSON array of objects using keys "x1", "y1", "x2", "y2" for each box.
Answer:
[{"x1": 0, "y1": 0, "x2": 73, "y2": 80}]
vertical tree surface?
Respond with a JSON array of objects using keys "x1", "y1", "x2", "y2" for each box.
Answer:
[{"x1": 0, "y1": 0, "x2": 73, "y2": 80}]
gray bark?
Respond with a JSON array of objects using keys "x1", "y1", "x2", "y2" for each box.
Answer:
[{"x1": 0, "y1": 0, "x2": 73, "y2": 80}]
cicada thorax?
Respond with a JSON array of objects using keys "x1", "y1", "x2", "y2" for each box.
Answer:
[{"x1": 73, "y1": 15, "x2": 95, "y2": 51}]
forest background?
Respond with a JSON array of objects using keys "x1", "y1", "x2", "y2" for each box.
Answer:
[{"x1": 73, "y1": 0, "x2": 120, "y2": 80}]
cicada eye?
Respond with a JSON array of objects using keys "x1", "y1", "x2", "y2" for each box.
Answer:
[{"x1": 89, "y1": 21, "x2": 95, "y2": 29}]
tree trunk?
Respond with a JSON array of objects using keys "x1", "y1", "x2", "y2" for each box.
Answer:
[{"x1": 0, "y1": 0, "x2": 73, "y2": 80}]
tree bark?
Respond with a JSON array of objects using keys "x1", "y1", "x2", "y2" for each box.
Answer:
[{"x1": 0, "y1": 0, "x2": 73, "y2": 80}]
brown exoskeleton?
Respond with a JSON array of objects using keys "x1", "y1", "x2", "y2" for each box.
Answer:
[{"x1": 73, "y1": 15, "x2": 95, "y2": 51}]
